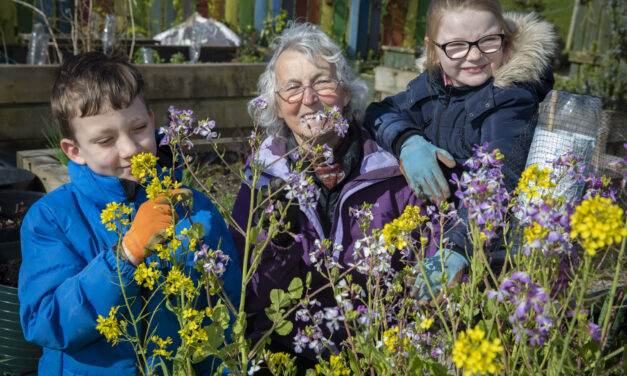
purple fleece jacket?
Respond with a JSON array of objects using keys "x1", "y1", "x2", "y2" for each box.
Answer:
[{"x1": 230, "y1": 128, "x2": 438, "y2": 360}]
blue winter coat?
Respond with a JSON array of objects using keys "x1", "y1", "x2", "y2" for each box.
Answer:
[
  {"x1": 364, "y1": 12, "x2": 557, "y2": 253},
  {"x1": 18, "y1": 161, "x2": 242, "y2": 375}
]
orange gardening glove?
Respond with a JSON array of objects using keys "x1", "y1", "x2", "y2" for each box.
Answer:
[{"x1": 122, "y1": 188, "x2": 193, "y2": 265}]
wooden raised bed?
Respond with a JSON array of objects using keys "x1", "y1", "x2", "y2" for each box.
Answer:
[{"x1": 0, "y1": 63, "x2": 266, "y2": 152}]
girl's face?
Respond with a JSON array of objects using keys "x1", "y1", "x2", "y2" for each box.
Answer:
[{"x1": 434, "y1": 9, "x2": 504, "y2": 87}]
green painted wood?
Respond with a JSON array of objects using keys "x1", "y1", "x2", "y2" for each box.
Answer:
[
  {"x1": 568, "y1": 1, "x2": 587, "y2": 77},
  {"x1": 239, "y1": 0, "x2": 255, "y2": 30},
  {"x1": 403, "y1": 0, "x2": 419, "y2": 48},
  {"x1": 333, "y1": 0, "x2": 347, "y2": 42},
  {"x1": 583, "y1": 0, "x2": 601, "y2": 53},
  {"x1": 320, "y1": 0, "x2": 334, "y2": 37},
  {"x1": 415, "y1": 0, "x2": 429, "y2": 46}
]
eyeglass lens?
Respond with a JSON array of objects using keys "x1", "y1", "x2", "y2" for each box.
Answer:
[
  {"x1": 281, "y1": 79, "x2": 340, "y2": 103},
  {"x1": 445, "y1": 34, "x2": 503, "y2": 59}
]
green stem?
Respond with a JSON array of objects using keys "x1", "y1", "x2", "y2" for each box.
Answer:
[
  {"x1": 556, "y1": 255, "x2": 591, "y2": 372},
  {"x1": 592, "y1": 218, "x2": 627, "y2": 373}
]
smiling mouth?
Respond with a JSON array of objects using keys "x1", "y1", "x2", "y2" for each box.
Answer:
[{"x1": 462, "y1": 65, "x2": 487, "y2": 74}]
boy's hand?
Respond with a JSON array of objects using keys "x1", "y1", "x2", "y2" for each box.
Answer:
[{"x1": 122, "y1": 189, "x2": 193, "y2": 265}]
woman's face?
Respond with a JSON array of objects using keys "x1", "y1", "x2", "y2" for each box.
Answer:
[
  {"x1": 274, "y1": 50, "x2": 350, "y2": 146},
  {"x1": 433, "y1": 9, "x2": 504, "y2": 87}
]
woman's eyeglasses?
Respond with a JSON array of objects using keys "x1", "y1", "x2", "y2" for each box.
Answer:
[
  {"x1": 276, "y1": 78, "x2": 343, "y2": 104},
  {"x1": 433, "y1": 33, "x2": 505, "y2": 60}
]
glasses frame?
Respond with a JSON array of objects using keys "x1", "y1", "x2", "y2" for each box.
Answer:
[
  {"x1": 433, "y1": 33, "x2": 505, "y2": 60},
  {"x1": 275, "y1": 78, "x2": 343, "y2": 104}
]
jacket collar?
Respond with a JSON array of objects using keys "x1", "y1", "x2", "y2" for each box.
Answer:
[{"x1": 68, "y1": 161, "x2": 133, "y2": 206}]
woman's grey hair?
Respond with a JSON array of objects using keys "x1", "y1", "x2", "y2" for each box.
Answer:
[{"x1": 249, "y1": 22, "x2": 369, "y2": 138}]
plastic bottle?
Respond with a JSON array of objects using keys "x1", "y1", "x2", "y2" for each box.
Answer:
[
  {"x1": 27, "y1": 23, "x2": 49, "y2": 65},
  {"x1": 102, "y1": 14, "x2": 117, "y2": 54}
]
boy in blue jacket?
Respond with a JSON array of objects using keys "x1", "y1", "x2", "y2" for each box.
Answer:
[{"x1": 18, "y1": 51, "x2": 241, "y2": 375}]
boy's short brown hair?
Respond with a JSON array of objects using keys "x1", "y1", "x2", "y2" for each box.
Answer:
[{"x1": 51, "y1": 51, "x2": 149, "y2": 140}]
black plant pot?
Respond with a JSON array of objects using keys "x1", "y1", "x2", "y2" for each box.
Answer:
[
  {"x1": 0, "y1": 242, "x2": 42, "y2": 375},
  {"x1": 0, "y1": 191, "x2": 44, "y2": 374},
  {"x1": 0, "y1": 190, "x2": 45, "y2": 243},
  {"x1": 0, "y1": 167, "x2": 44, "y2": 192}
]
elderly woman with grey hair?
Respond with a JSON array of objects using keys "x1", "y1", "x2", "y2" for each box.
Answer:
[{"x1": 229, "y1": 23, "x2": 434, "y2": 373}]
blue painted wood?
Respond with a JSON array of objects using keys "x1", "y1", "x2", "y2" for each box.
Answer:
[
  {"x1": 369, "y1": 0, "x2": 382, "y2": 54},
  {"x1": 348, "y1": 0, "x2": 371, "y2": 58},
  {"x1": 347, "y1": 0, "x2": 361, "y2": 58},
  {"x1": 271, "y1": 0, "x2": 282, "y2": 21},
  {"x1": 284, "y1": 0, "x2": 294, "y2": 20},
  {"x1": 254, "y1": 0, "x2": 267, "y2": 30}
]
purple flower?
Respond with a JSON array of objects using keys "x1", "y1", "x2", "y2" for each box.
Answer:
[
  {"x1": 247, "y1": 97, "x2": 268, "y2": 111},
  {"x1": 195, "y1": 244, "x2": 231, "y2": 277},
  {"x1": 285, "y1": 170, "x2": 318, "y2": 209},
  {"x1": 587, "y1": 322, "x2": 602, "y2": 341}
]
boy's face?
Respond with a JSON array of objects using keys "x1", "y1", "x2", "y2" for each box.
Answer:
[{"x1": 61, "y1": 97, "x2": 157, "y2": 182}]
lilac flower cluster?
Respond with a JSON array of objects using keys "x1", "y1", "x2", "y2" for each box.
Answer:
[
  {"x1": 487, "y1": 272, "x2": 554, "y2": 346},
  {"x1": 247, "y1": 97, "x2": 268, "y2": 111},
  {"x1": 299, "y1": 106, "x2": 349, "y2": 137},
  {"x1": 517, "y1": 200, "x2": 574, "y2": 257},
  {"x1": 583, "y1": 174, "x2": 618, "y2": 201},
  {"x1": 194, "y1": 244, "x2": 231, "y2": 277},
  {"x1": 159, "y1": 106, "x2": 218, "y2": 150},
  {"x1": 285, "y1": 170, "x2": 319, "y2": 209},
  {"x1": 293, "y1": 300, "x2": 339, "y2": 354},
  {"x1": 352, "y1": 233, "x2": 393, "y2": 277},
  {"x1": 451, "y1": 143, "x2": 509, "y2": 244},
  {"x1": 308, "y1": 239, "x2": 344, "y2": 272}
]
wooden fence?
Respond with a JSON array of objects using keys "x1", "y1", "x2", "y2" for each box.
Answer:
[
  {"x1": 8, "y1": 0, "x2": 431, "y2": 58},
  {"x1": 0, "y1": 63, "x2": 266, "y2": 153}
]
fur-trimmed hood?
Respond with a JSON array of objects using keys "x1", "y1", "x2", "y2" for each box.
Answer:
[{"x1": 416, "y1": 11, "x2": 557, "y2": 89}]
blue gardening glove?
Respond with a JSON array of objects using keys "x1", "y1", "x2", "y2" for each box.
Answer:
[
  {"x1": 399, "y1": 135, "x2": 456, "y2": 200},
  {"x1": 411, "y1": 249, "x2": 469, "y2": 302}
]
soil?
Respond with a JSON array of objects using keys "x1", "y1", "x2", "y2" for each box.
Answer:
[
  {"x1": 0, "y1": 200, "x2": 28, "y2": 232},
  {"x1": 0, "y1": 256, "x2": 20, "y2": 287}
]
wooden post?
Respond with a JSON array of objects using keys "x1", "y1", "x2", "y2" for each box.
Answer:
[
  {"x1": 254, "y1": 0, "x2": 267, "y2": 30},
  {"x1": 403, "y1": 0, "x2": 419, "y2": 48},
  {"x1": 347, "y1": 0, "x2": 370, "y2": 58},
  {"x1": 239, "y1": 0, "x2": 254, "y2": 30},
  {"x1": 308, "y1": 0, "x2": 321, "y2": 24},
  {"x1": 333, "y1": 0, "x2": 347, "y2": 42},
  {"x1": 565, "y1": 0, "x2": 580, "y2": 52},
  {"x1": 284, "y1": 0, "x2": 294, "y2": 20},
  {"x1": 224, "y1": 0, "x2": 239, "y2": 28},
  {"x1": 295, "y1": 0, "x2": 307, "y2": 20},
  {"x1": 369, "y1": 0, "x2": 382, "y2": 55},
  {"x1": 320, "y1": 0, "x2": 334, "y2": 36}
]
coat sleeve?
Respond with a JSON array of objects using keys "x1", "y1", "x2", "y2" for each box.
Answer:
[
  {"x1": 18, "y1": 201, "x2": 138, "y2": 351},
  {"x1": 363, "y1": 89, "x2": 424, "y2": 156},
  {"x1": 445, "y1": 87, "x2": 540, "y2": 255}
]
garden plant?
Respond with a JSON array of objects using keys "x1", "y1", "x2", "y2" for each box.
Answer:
[{"x1": 96, "y1": 101, "x2": 626, "y2": 375}]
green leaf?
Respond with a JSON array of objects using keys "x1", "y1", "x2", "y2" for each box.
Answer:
[
  {"x1": 213, "y1": 302, "x2": 231, "y2": 330},
  {"x1": 189, "y1": 221, "x2": 205, "y2": 239},
  {"x1": 265, "y1": 289, "x2": 290, "y2": 322},
  {"x1": 306, "y1": 272, "x2": 312, "y2": 289},
  {"x1": 232, "y1": 315, "x2": 246, "y2": 338},
  {"x1": 288, "y1": 277, "x2": 303, "y2": 300},
  {"x1": 274, "y1": 319, "x2": 293, "y2": 336}
]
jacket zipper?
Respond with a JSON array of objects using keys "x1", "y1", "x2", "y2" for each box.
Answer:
[{"x1": 435, "y1": 87, "x2": 452, "y2": 146}]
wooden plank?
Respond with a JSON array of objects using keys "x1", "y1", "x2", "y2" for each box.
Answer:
[
  {"x1": 333, "y1": 0, "x2": 348, "y2": 41},
  {"x1": 568, "y1": 51, "x2": 602, "y2": 65},
  {"x1": 271, "y1": 0, "x2": 282, "y2": 19},
  {"x1": 295, "y1": 0, "x2": 307, "y2": 20},
  {"x1": 16, "y1": 149, "x2": 69, "y2": 193},
  {"x1": 0, "y1": 64, "x2": 266, "y2": 105},
  {"x1": 415, "y1": 0, "x2": 429, "y2": 45},
  {"x1": 320, "y1": 0, "x2": 334, "y2": 36},
  {"x1": 392, "y1": 0, "x2": 406, "y2": 46},
  {"x1": 254, "y1": 0, "x2": 267, "y2": 30},
  {"x1": 598, "y1": 7, "x2": 612, "y2": 53},
  {"x1": 0, "y1": 65, "x2": 59, "y2": 104},
  {"x1": 583, "y1": 0, "x2": 601, "y2": 53},
  {"x1": 347, "y1": 0, "x2": 362, "y2": 58},
  {"x1": 239, "y1": 0, "x2": 255, "y2": 30},
  {"x1": 403, "y1": 0, "x2": 419, "y2": 48},
  {"x1": 308, "y1": 0, "x2": 321, "y2": 24},
  {"x1": 374, "y1": 65, "x2": 418, "y2": 99},
  {"x1": 356, "y1": 0, "x2": 371, "y2": 58},
  {"x1": 368, "y1": 0, "x2": 382, "y2": 54},
  {"x1": 224, "y1": 0, "x2": 239, "y2": 27},
  {"x1": 284, "y1": 0, "x2": 295, "y2": 20}
]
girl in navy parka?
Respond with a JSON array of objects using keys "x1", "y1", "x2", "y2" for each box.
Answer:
[{"x1": 364, "y1": 0, "x2": 557, "y2": 299}]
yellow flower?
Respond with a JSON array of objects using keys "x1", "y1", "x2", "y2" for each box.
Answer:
[
  {"x1": 150, "y1": 335, "x2": 173, "y2": 359},
  {"x1": 515, "y1": 164, "x2": 556, "y2": 199},
  {"x1": 452, "y1": 326, "x2": 504, "y2": 375},
  {"x1": 131, "y1": 153, "x2": 158, "y2": 184},
  {"x1": 96, "y1": 306, "x2": 126, "y2": 345},
  {"x1": 100, "y1": 202, "x2": 133, "y2": 232},
  {"x1": 570, "y1": 195, "x2": 627, "y2": 256},
  {"x1": 134, "y1": 263, "x2": 161, "y2": 290},
  {"x1": 164, "y1": 267, "x2": 195, "y2": 298},
  {"x1": 383, "y1": 206, "x2": 428, "y2": 250},
  {"x1": 183, "y1": 308, "x2": 199, "y2": 318},
  {"x1": 420, "y1": 317, "x2": 434, "y2": 330},
  {"x1": 524, "y1": 222, "x2": 549, "y2": 247}
]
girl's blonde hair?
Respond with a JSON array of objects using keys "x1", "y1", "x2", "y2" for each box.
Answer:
[{"x1": 424, "y1": 0, "x2": 516, "y2": 75}]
